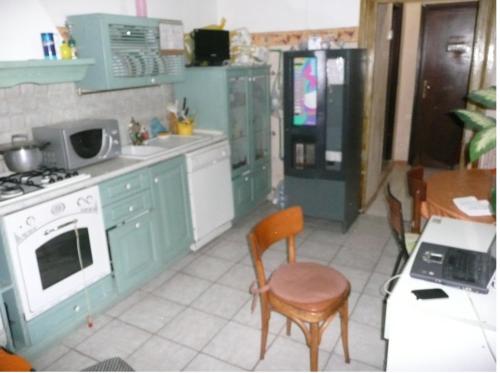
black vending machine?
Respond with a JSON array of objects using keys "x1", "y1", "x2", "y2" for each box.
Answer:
[{"x1": 283, "y1": 49, "x2": 365, "y2": 231}]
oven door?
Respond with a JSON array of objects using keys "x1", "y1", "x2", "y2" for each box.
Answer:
[{"x1": 14, "y1": 214, "x2": 110, "y2": 320}]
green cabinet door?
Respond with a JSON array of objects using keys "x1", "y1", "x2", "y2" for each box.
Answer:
[
  {"x1": 108, "y1": 212, "x2": 159, "y2": 293},
  {"x1": 233, "y1": 172, "x2": 253, "y2": 219},
  {"x1": 150, "y1": 157, "x2": 193, "y2": 261},
  {"x1": 253, "y1": 162, "x2": 271, "y2": 203}
]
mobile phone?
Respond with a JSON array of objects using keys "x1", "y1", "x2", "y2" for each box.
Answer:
[{"x1": 411, "y1": 288, "x2": 449, "y2": 300}]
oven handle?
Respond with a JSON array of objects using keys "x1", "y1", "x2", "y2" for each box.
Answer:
[{"x1": 44, "y1": 219, "x2": 78, "y2": 236}]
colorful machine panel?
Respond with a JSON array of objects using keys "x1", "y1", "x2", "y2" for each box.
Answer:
[{"x1": 293, "y1": 57, "x2": 317, "y2": 126}]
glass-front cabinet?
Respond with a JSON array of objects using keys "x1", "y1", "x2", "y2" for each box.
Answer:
[
  {"x1": 228, "y1": 74, "x2": 250, "y2": 175},
  {"x1": 251, "y1": 73, "x2": 270, "y2": 166}
]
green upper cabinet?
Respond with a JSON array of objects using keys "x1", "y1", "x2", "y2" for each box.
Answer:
[
  {"x1": 175, "y1": 66, "x2": 271, "y2": 219},
  {"x1": 150, "y1": 156, "x2": 193, "y2": 261},
  {"x1": 67, "y1": 13, "x2": 185, "y2": 92}
]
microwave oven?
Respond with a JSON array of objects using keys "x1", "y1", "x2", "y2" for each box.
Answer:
[{"x1": 32, "y1": 119, "x2": 121, "y2": 170}]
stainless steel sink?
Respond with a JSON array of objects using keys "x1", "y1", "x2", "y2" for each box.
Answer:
[{"x1": 120, "y1": 135, "x2": 206, "y2": 160}]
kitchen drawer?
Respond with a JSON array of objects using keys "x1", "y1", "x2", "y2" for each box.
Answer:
[
  {"x1": 99, "y1": 169, "x2": 150, "y2": 205},
  {"x1": 26, "y1": 275, "x2": 116, "y2": 346},
  {"x1": 103, "y1": 191, "x2": 153, "y2": 228}
]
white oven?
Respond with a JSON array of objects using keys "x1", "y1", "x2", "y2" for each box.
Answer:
[{"x1": 1, "y1": 186, "x2": 111, "y2": 321}]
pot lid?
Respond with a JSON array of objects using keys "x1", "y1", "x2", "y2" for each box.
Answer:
[{"x1": 0, "y1": 135, "x2": 48, "y2": 153}]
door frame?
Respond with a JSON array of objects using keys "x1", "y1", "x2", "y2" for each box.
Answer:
[{"x1": 358, "y1": 0, "x2": 495, "y2": 207}]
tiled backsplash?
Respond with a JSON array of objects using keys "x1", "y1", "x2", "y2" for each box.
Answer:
[{"x1": 0, "y1": 83, "x2": 174, "y2": 172}]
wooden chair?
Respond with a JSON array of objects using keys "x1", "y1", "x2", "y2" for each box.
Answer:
[
  {"x1": 247, "y1": 206, "x2": 350, "y2": 371},
  {"x1": 407, "y1": 166, "x2": 427, "y2": 233},
  {"x1": 386, "y1": 184, "x2": 419, "y2": 276}
]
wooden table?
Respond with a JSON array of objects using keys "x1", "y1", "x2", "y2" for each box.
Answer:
[{"x1": 423, "y1": 169, "x2": 495, "y2": 224}]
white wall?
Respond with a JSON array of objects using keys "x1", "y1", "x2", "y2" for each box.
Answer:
[{"x1": 216, "y1": 0, "x2": 360, "y2": 32}]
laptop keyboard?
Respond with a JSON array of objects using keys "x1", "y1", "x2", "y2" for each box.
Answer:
[{"x1": 444, "y1": 251, "x2": 478, "y2": 283}]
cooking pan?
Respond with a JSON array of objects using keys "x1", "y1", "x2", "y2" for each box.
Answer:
[{"x1": 0, "y1": 134, "x2": 50, "y2": 172}]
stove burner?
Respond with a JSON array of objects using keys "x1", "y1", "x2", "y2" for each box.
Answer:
[{"x1": 0, "y1": 185, "x2": 24, "y2": 200}]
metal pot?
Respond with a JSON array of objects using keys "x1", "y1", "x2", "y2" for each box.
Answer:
[{"x1": 0, "y1": 135, "x2": 49, "y2": 172}]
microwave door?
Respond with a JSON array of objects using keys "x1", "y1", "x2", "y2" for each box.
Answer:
[
  {"x1": 97, "y1": 131, "x2": 114, "y2": 160},
  {"x1": 69, "y1": 129, "x2": 104, "y2": 163}
]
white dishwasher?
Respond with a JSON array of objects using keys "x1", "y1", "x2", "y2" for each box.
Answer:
[{"x1": 185, "y1": 140, "x2": 234, "y2": 251}]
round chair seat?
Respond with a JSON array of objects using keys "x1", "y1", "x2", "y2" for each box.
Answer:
[{"x1": 269, "y1": 262, "x2": 350, "y2": 311}]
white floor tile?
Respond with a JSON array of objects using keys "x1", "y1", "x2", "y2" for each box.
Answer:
[
  {"x1": 182, "y1": 254, "x2": 234, "y2": 281},
  {"x1": 350, "y1": 294, "x2": 385, "y2": 328},
  {"x1": 333, "y1": 321, "x2": 386, "y2": 369},
  {"x1": 45, "y1": 350, "x2": 97, "y2": 372},
  {"x1": 74, "y1": 319, "x2": 151, "y2": 361},
  {"x1": 191, "y1": 283, "x2": 250, "y2": 319},
  {"x1": 307, "y1": 228, "x2": 349, "y2": 246},
  {"x1": 255, "y1": 336, "x2": 329, "y2": 371},
  {"x1": 118, "y1": 293, "x2": 185, "y2": 333},
  {"x1": 364, "y1": 272, "x2": 391, "y2": 298},
  {"x1": 331, "y1": 246, "x2": 383, "y2": 272},
  {"x1": 184, "y1": 353, "x2": 244, "y2": 371},
  {"x1": 202, "y1": 321, "x2": 268, "y2": 370},
  {"x1": 153, "y1": 273, "x2": 212, "y2": 305},
  {"x1": 62, "y1": 313, "x2": 113, "y2": 348},
  {"x1": 127, "y1": 335, "x2": 197, "y2": 371},
  {"x1": 159, "y1": 308, "x2": 227, "y2": 351},
  {"x1": 141, "y1": 268, "x2": 177, "y2": 292},
  {"x1": 105, "y1": 289, "x2": 148, "y2": 317},
  {"x1": 31, "y1": 343, "x2": 69, "y2": 371},
  {"x1": 296, "y1": 239, "x2": 340, "y2": 262},
  {"x1": 324, "y1": 353, "x2": 382, "y2": 372},
  {"x1": 205, "y1": 239, "x2": 250, "y2": 263},
  {"x1": 232, "y1": 299, "x2": 286, "y2": 335},
  {"x1": 217, "y1": 263, "x2": 256, "y2": 292}
]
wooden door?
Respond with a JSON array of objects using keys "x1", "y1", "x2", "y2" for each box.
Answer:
[{"x1": 410, "y1": 3, "x2": 477, "y2": 168}]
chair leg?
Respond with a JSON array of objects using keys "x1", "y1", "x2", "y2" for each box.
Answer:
[
  {"x1": 286, "y1": 318, "x2": 292, "y2": 336},
  {"x1": 310, "y1": 323, "x2": 320, "y2": 371},
  {"x1": 260, "y1": 301, "x2": 270, "y2": 360},
  {"x1": 339, "y1": 301, "x2": 350, "y2": 363}
]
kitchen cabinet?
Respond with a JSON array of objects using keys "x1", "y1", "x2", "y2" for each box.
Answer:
[
  {"x1": 67, "y1": 14, "x2": 185, "y2": 92},
  {"x1": 99, "y1": 169, "x2": 160, "y2": 293},
  {"x1": 150, "y1": 156, "x2": 193, "y2": 261},
  {"x1": 175, "y1": 66, "x2": 271, "y2": 219},
  {"x1": 107, "y1": 212, "x2": 159, "y2": 293}
]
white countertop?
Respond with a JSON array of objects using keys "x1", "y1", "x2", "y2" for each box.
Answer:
[{"x1": 0, "y1": 131, "x2": 227, "y2": 216}]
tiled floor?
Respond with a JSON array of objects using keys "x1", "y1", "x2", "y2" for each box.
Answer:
[{"x1": 32, "y1": 170, "x2": 412, "y2": 372}]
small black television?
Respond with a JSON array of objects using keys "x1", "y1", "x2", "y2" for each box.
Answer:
[{"x1": 192, "y1": 29, "x2": 230, "y2": 66}]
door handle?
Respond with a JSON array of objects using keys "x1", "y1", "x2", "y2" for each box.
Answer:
[{"x1": 422, "y1": 80, "x2": 431, "y2": 99}]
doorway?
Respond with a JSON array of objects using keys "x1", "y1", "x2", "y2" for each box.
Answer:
[
  {"x1": 409, "y1": 2, "x2": 478, "y2": 168},
  {"x1": 382, "y1": 3, "x2": 403, "y2": 167}
]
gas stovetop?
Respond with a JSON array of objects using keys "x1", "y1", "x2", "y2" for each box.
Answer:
[{"x1": 0, "y1": 167, "x2": 91, "y2": 205}]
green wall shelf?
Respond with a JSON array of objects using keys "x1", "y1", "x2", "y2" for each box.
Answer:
[{"x1": 0, "y1": 59, "x2": 95, "y2": 88}]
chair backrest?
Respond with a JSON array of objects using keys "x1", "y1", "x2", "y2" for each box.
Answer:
[
  {"x1": 247, "y1": 206, "x2": 304, "y2": 288},
  {"x1": 386, "y1": 184, "x2": 407, "y2": 254},
  {"x1": 407, "y1": 167, "x2": 427, "y2": 233}
]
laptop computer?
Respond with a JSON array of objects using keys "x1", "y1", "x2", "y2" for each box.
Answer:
[{"x1": 410, "y1": 236, "x2": 496, "y2": 294}]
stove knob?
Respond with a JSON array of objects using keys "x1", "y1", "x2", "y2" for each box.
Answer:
[
  {"x1": 51, "y1": 203, "x2": 65, "y2": 215},
  {"x1": 77, "y1": 197, "x2": 86, "y2": 206},
  {"x1": 86, "y1": 195, "x2": 94, "y2": 204},
  {"x1": 26, "y1": 216, "x2": 36, "y2": 227}
]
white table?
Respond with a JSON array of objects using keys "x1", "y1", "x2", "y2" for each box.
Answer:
[{"x1": 384, "y1": 216, "x2": 496, "y2": 371}]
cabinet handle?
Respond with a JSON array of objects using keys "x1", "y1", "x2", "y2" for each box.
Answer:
[
  {"x1": 154, "y1": 178, "x2": 159, "y2": 184},
  {"x1": 262, "y1": 165, "x2": 267, "y2": 170},
  {"x1": 151, "y1": 77, "x2": 156, "y2": 84},
  {"x1": 245, "y1": 177, "x2": 249, "y2": 182},
  {"x1": 135, "y1": 222, "x2": 141, "y2": 229},
  {"x1": 129, "y1": 206, "x2": 134, "y2": 212},
  {"x1": 125, "y1": 183, "x2": 131, "y2": 190}
]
